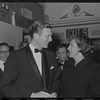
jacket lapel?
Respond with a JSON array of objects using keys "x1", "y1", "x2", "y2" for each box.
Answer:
[
  {"x1": 25, "y1": 45, "x2": 43, "y2": 86},
  {"x1": 42, "y1": 49, "x2": 50, "y2": 91}
]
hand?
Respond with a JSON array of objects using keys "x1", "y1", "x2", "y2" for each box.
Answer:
[
  {"x1": 31, "y1": 91, "x2": 54, "y2": 98},
  {"x1": 51, "y1": 92, "x2": 58, "y2": 98}
]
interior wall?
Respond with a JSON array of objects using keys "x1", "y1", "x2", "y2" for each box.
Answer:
[
  {"x1": 0, "y1": 3, "x2": 44, "y2": 24},
  {"x1": 0, "y1": 21, "x2": 23, "y2": 50},
  {"x1": 45, "y1": 3, "x2": 100, "y2": 21}
]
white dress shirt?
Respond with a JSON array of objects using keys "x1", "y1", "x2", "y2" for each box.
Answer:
[
  {"x1": 29, "y1": 43, "x2": 42, "y2": 76},
  {"x1": 0, "y1": 59, "x2": 5, "y2": 72}
]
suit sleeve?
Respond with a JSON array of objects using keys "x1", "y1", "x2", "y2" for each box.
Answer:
[{"x1": 0, "y1": 52, "x2": 32, "y2": 97}]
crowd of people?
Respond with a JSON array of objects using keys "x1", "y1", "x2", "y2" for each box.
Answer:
[{"x1": 0, "y1": 20, "x2": 100, "y2": 99}]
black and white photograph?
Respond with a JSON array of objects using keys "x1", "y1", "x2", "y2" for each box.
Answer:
[{"x1": 0, "y1": 2, "x2": 100, "y2": 100}]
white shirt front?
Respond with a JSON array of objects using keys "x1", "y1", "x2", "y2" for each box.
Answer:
[
  {"x1": 29, "y1": 43, "x2": 42, "y2": 76},
  {"x1": 0, "y1": 60, "x2": 5, "y2": 72}
]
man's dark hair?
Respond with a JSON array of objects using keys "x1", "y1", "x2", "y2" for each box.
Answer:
[{"x1": 57, "y1": 44, "x2": 68, "y2": 52}]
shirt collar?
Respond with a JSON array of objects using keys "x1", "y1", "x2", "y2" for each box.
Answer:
[
  {"x1": 29, "y1": 43, "x2": 35, "y2": 51},
  {"x1": 0, "y1": 59, "x2": 5, "y2": 64},
  {"x1": 29, "y1": 43, "x2": 41, "y2": 54}
]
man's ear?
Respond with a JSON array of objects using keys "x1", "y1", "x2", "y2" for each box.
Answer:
[
  {"x1": 33, "y1": 33, "x2": 39, "y2": 39},
  {"x1": 78, "y1": 47, "x2": 81, "y2": 52},
  {"x1": 78, "y1": 48, "x2": 82, "y2": 55},
  {"x1": 78, "y1": 50, "x2": 82, "y2": 54}
]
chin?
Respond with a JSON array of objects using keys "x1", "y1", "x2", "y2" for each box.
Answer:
[{"x1": 69, "y1": 55, "x2": 72, "y2": 58}]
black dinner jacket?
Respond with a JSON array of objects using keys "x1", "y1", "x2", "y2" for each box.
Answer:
[{"x1": 0, "y1": 45, "x2": 61, "y2": 97}]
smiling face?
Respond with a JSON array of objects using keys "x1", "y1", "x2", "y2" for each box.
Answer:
[
  {"x1": 34, "y1": 28, "x2": 52, "y2": 49},
  {"x1": 67, "y1": 39, "x2": 81, "y2": 59}
]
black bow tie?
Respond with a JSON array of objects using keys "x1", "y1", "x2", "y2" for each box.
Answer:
[
  {"x1": 3, "y1": 63, "x2": 5, "y2": 66},
  {"x1": 34, "y1": 48, "x2": 42, "y2": 53}
]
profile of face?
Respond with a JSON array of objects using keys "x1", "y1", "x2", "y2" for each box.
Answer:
[
  {"x1": 34, "y1": 28, "x2": 52, "y2": 49},
  {"x1": 67, "y1": 39, "x2": 80, "y2": 59},
  {"x1": 58, "y1": 47, "x2": 68, "y2": 62},
  {"x1": 0, "y1": 45, "x2": 10, "y2": 62}
]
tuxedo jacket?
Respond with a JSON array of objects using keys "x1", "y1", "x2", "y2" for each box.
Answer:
[
  {"x1": 0, "y1": 45, "x2": 61, "y2": 97},
  {"x1": 0, "y1": 69, "x2": 3, "y2": 81}
]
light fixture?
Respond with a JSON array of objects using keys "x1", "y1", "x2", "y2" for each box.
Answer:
[{"x1": 0, "y1": 3, "x2": 9, "y2": 18}]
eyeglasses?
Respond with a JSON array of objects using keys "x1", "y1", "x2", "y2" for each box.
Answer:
[{"x1": 0, "y1": 50, "x2": 10, "y2": 55}]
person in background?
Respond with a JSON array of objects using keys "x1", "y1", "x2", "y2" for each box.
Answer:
[
  {"x1": 0, "y1": 42, "x2": 11, "y2": 98},
  {"x1": 56, "y1": 44, "x2": 69, "y2": 70},
  {"x1": 0, "y1": 42, "x2": 10, "y2": 73},
  {"x1": 19, "y1": 40, "x2": 29, "y2": 49},
  {"x1": 60, "y1": 34, "x2": 100, "y2": 98},
  {"x1": 56, "y1": 44, "x2": 74, "y2": 98},
  {"x1": 0, "y1": 21, "x2": 61, "y2": 98}
]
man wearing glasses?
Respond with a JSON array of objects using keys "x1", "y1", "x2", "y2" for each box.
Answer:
[{"x1": 0, "y1": 42, "x2": 10, "y2": 73}]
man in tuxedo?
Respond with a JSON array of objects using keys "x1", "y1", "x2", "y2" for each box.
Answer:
[{"x1": 0, "y1": 21, "x2": 61, "y2": 98}]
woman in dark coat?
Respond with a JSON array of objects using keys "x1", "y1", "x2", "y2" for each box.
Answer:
[{"x1": 60, "y1": 34, "x2": 100, "y2": 98}]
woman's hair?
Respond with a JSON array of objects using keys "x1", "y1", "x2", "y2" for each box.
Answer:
[
  {"x1": 69, "y1": 34, "x2": 94, "y2": 57},
  {"x1": 29, "y1": 21, "x2": 52, "y2": 38}
]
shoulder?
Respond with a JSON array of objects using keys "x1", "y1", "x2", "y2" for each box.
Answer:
[
  {"x1": 88, "y1": 59, "x2": 99, "y2": 68},
  {"x1": 86, "y1": 59, "x2": 100, "y2": 75},
  {"x1": 8, "y1": 47, "x2": 26, "y2": 58}
]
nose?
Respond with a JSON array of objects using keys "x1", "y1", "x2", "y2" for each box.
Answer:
[
  {"x1": 67, "y1": 45, "x2": 70, "y2": 51},
  {"x1": 49, "y1": 36, "x2": 52, "y2": 42}
]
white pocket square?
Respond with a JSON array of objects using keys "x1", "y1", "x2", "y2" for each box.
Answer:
[{"x1": 50, "y1": 66, "x2": 54, "y2": 70}]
